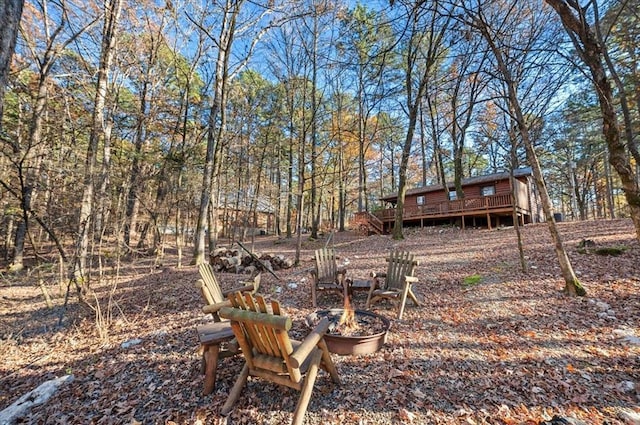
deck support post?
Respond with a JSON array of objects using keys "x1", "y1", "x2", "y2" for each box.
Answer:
[{"x1": 486, "y1": 213, "x2": 492, "y2": 230}]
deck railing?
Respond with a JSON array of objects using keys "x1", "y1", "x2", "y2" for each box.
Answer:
[
  {"x1": 352, "y1": 211, "x2": 384, "y2": 234},
  {"x1": 375, "y1": 193, "x2": 516, "y2": 221}
]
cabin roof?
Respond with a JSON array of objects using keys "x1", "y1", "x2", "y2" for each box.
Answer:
[{"x1": 380, "y1": 167, "x2": 533, "y2": 202}]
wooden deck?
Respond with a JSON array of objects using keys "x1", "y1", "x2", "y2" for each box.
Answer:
[{"x1": 353, "y1": 193, "x2": 531, "y2": 234}]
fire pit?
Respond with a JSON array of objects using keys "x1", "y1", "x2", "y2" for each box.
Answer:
[{"x1": 305, "y1": 309, "x2": 391, "y2": 356}]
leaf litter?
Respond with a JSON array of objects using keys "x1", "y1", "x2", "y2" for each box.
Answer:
[{"x1": 0, "y1": 219, "x2": 639, "y2": 424}]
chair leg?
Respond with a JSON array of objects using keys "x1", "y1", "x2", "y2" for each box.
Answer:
[
  {"x1": 365, "y1": 283, "x2": 376, "y2": 309},
  {"x1": 317, "y1": 340, "x2": 340, "y2": 384},
  {"x1": 311, "y1": 283, "x2": 317, "y2": 307},
  {"x1": 397, "y1": 283, "x2": 411, "y2": 320},
  {"x1": 221, "y1": 363, "x2": 249, "y2": 416},
  {"x1": 407, "y1": 285, "x2": 420, "y2": 306},
  {"x1": 202, "y1": 344, "x2": 221, "y2": 396},
  {"x1": 292, "y1": 350, "x2": 322, "y2": 425}
]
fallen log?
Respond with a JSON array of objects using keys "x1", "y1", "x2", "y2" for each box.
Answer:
[{"x1": 0, "y1": 375, "x2": 74, "y2": 424}]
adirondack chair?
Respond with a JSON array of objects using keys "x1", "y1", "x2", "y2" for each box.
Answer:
[
  {"x1": 194, "y1": 263, "x2": 261, "y2": 395},
  {"x1": 310, "y1": 248, "x2": 347, "y2": 307},
  {"x1": 219, "y1": 292, "x2": 341, "y2": 425},
  {"x1": 366, "y1": 250, "x2": 420, "y2": 320}
]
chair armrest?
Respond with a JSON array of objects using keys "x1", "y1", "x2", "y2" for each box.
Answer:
[
  {"x1": 222, "y1": 284, "x2": 253, "y2": 297},
  {"x1": 405, "y1": 276, "x2": 419, "y2": 283},
  {"x1": 202, "y1": 299, "x2": 232, "y2": 315},
  {"x1": 222, "y1": 273, "x2": 261, "y2": 297},
  {"x1": 290, "y1": 317, "x2": 330, "y2": 368}
]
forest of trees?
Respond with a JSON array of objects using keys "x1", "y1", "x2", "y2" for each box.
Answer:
[{"x1": 1, "y1": 0, "x2": 639, "y2": 295}]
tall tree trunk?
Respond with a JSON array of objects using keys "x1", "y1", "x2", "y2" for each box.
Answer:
[
  {"x1": 76, "y1": 0, "x2": 121, "y2": 290},
  {"x1": 275, "y1": 135, "x2": 283, "y2": 236},
  {"x1": 593, "y1": 3, "x2": 640, "y2": 166},
  {"x1": 96, "y1": 118, "x2": 113, "y2": 238},
  {"x1": 124, "y1": 76, "x2": 150, "y2": 252},
  {"x1": 450, "y1": 82, "x2": 464, "y2": 198},
  {"x1": 155, "y1": 53, "x2": 199, "y2": 261},
  {"x1": 193, "y1": 2, "x2": 240, "y2": 264},
  {"x1": 545, "y1": 0, "x2": 640, "y2": 242},
  {"x1": 357, "y1": 70, "x2": 367, "y2": 212},
  {"x1": 209, "y1": 80, "x2": 230, "y2": 251},
  {"x1": 310, "y1": 12, "x2": 319, "y2": 240},
  {"x1": 11, "y1": 187, "x2": 30, "y2": 271},
  {"x1": 286, "y1": 82, "x2": 295, "y2": 239},
  {"x1": 248, "y1": 140, "x2": 268, "y2": 249},
  {"x1": 11, "y1": 67, "x2": 49, "y2": 271},
  {"x1": 338, "y1": 137, "x2": 346, "y2": 232},
  {"x1": 476, "y1": 14, "x2": 585, "y2": 295},
  {"x1": 604, "y1": 159, "x2": 615, "y2": 218},
  {"x1": 4, "y1": 216, "x2": 14, "y2": 261},
  {"x1": 0, "y1": 0, "x2": 24, "y2": 130},
  {"x1": 426, "y1": 93, "x2": 447, "y2": 188},
  {"x1": 509, "y1": 123, "x2": 527, "y2": 272},
  {"x1": 294, "y1": 129, "x2": 306, "y2": 266},
  {"x1": 419, "y1": 102, "x2": 428, "y2": 186},
  {"x1": 393, "y1": 3, "x2": 450, "y2": 239},
  {"x1": 5, "y1": 4, "x2": 97, "y2": 313},
  {"x1": 393, "y1": 100, "x2": 421, "y2": 240}
]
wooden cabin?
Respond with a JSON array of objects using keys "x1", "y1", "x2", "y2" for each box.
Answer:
[
  {"x1": 353, "y1": 168, "x2": 542, "y2": 234},
  {"x1": 217, "y1": 196, "x2": 276, "y2": 238}
]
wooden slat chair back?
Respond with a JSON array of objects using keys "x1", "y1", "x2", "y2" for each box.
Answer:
[
  {"x1": 310, "y1": 248, "x2": 347, "y2": 307},
  {"x1": 366, "y1": 250, "x2": 420, "y2": 320},
  {"x1": 219, "y1": 292, "x2": 341, "y2": 425},
  {"x1": 196, "y1": 263, "x2": 260, "y2": 321},
  {"x1": 194, "y1": 263, "x2": 260, "y2": 395},
  {"x1": 198, "y1": 263, "x2": 225, "y2": 308}
]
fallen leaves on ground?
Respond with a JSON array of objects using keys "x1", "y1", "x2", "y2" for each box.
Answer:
[{"x1": 1, "y1": 219, "x2": 639, "y2": 424}]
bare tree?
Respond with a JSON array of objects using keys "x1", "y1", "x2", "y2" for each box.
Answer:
[
  {"x1": 0, "y1": 0, "x2": 24, "y2": 131},
  {"x1": 392, "y1": 0, "x2": 453, "y2": 240},
  {"x1": 444, "y1": 36, "x2": 489, "y2": 197},
  {"x1": 192, "y1": 0, "x2": 279, "y2": 264},
  {"x1": 6, "y1": 0, "x2": 97, "y2": 272},
  {"x1": 0, "y1": 0, "x2": 24, "y2": 262},
  {"x1": 266, "y1": 25, "x2": 300, "y2": 239},
  {"x1": 338, "y1": 4, "x2": 395, "y2": 214},
  {"x1": 465, "y1": 0, "x2": 585, "y2": 295},
  {"x1": 544, "y1": 0, "x2": 640, "y2": 242},
  {"x1": 75, "y1": 0, "x2": 122, "y2": 293}
]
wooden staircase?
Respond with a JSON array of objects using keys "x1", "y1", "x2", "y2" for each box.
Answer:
[{"x1": 352, "y1": 211, "x2": 384, "y2": 235}]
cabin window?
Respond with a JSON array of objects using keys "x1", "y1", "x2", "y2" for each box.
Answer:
[
  {"x1": 481, "y1": 185, "x2": 495, "y2": 196},
  {"x1": 448, "y1": 191, "x2": 457, "y2": 200},
  {"x1": 417, "y1": 195, "x2": 425, "y2": 205}
]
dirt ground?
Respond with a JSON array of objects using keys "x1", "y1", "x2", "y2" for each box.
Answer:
[{"x1": 1, "y1": 219, "x2": 639, "y2": 424}]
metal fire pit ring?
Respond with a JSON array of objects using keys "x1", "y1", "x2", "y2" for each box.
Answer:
[{"x1": 305, "y1": 309, "x2": 391, "y2": 356}]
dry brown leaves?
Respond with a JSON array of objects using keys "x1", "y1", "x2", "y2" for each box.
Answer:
[{"x1": 1, "y1": 219, "x2": 639, "y2": 424}]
